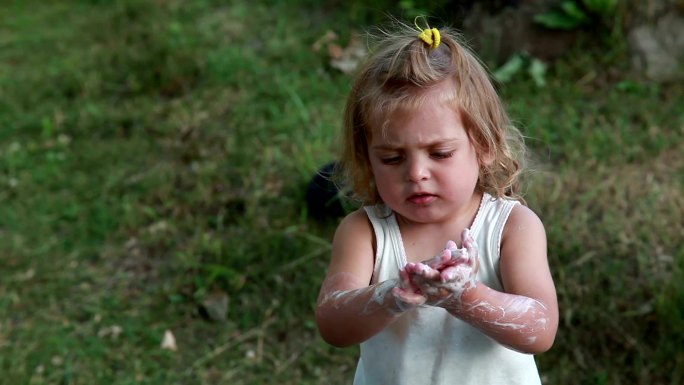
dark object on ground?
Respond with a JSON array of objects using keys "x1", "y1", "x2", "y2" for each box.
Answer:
[{"x1": 306, "y1": 162, "x2": 346, "y2": 221}]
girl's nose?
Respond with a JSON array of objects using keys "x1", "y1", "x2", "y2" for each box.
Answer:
[{"x1": 407, "y1": 157, "x2": 429, "y2": 182}]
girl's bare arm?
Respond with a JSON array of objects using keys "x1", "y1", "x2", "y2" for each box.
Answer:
[
  {"x1": 315, "y1": 210, "x2": 425, "y2": 347},
  {"x1": 407, "y1": 205, "x2": 559, "y2": 353}
]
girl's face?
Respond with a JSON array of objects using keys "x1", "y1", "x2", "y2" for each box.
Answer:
[{"x1": 368, "y1": 100, "x2": 483, "y2": 225}]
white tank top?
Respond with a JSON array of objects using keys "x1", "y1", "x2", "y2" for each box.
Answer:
[{"x1": 354, "y1": 193, "x2": 542, "y2": 385}]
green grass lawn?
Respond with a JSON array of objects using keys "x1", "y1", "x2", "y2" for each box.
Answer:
[{"x1": 1, "y1": 1, "x2": 682, "y2": 384}]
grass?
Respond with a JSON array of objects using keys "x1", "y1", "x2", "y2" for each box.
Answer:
[{"x1": 0, "y1": 1, "x2": 682, "y2": 384}]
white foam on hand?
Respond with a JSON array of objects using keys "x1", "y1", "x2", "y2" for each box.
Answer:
[{"x1": 401, "y1": 229, "x2": 479, "y2": 308}]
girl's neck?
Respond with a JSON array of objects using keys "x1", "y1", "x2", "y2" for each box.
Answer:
[{"x1": 395, "y1": 192, "x2": 484, "y2": 249}]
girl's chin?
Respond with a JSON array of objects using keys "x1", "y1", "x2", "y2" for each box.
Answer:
[{"x1": 395, "y1": 207, "x2": 445, "y2": 224}]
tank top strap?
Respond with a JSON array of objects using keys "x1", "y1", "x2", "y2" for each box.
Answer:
[
  {"x1": 363, "y1": 205, "x2": 407, "y2": 283},
  {"x1": 469, "y1": 193, "x2": 520, "y2": 287}
]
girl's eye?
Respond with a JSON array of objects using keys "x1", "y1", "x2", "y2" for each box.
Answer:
[
  {"x1": 380, "y1": 156, "x2": 403, "y2": 165},
  {"x1": 432, "y1": 151, "x2": 454, "y2": 159}
]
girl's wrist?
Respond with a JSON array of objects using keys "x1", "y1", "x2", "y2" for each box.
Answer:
[
  {"x1": 459, "y1": 281, "x2": 481, "y2": 305},
  {"x1": 370, "y1": 279, "x2": 424, "y2": 316},
  {"x1": 442, "y1": 281, "x2": 482, "y2": 315}
]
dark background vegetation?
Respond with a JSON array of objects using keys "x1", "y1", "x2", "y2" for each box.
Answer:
[{"x1": 0, "y1": 0, "x2": 682, "y2": 384}]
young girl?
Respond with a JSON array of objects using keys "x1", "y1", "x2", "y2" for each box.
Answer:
[{"x1": 315, "y1": 21, "x2": 559, "y2": 385}]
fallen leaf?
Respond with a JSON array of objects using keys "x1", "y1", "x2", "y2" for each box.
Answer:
[
  {"x1": 98, "y1": 325, "x2": 123, "y2": 340},
  {"x1": 161, "y1": 329, "x2": 177, "y2": 351},
  {"x1": 311, "y1": 30, "x2": 338, "y2": 52},
  {"x1": 329, "y1": 33, "x2": 367, "y2": 74},
  {"x1": 327, "y1": 43, "x2": 343, "y2": 60},
  {"x1": 200, "y1": 290, "x2": 230, "y2": 322}
]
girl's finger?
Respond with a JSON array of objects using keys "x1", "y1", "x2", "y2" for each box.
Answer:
[
  {"x1": 462, "y1": 228, "x2": 478, "y2": 265},
  {"x1": 392, "y1": 287, "x2": 426, "y2": 306},
  {"x1": 440, "y1": 265, "x2": 459, "y2": 282},
  {"x1": 448, "y1": 248, "x2": 469, "y2": 265},
  {"x1": 400, "y1": 267, "x2": 420, "y2": 293},
  {"x1": 424, "y1": 249, "x2": 450, "y2": 270}
]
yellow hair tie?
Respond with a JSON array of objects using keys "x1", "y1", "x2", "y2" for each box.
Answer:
[{"x1": 418, "y1": 28, "x2": 440, "y2": 49}]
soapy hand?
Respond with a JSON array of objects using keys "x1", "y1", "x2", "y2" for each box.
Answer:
[
  {"x1": 390, "y1": 268, "x2": 427, "y2": 310},
  {"x1": 401, "y1": 229, "x2": 479, "y2": 308}
]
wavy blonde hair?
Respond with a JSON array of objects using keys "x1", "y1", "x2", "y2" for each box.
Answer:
[{"x1": 339, "y1": 22, "x2": 527, "y2": 206}]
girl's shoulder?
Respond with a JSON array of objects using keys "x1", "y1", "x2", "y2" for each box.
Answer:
[
  {"x1": 505, "y1": 204, "x2": 545, "y2": 235},
  {"x1": 329, "y1": 208, "x2": 377, "y2": 280},
  {"x1": 481, "y1": 193, "x2": 541, "y2": 233},
  {"x1": 333, "y1": 208, "x2": 375, "y2": 245},
  {"x1": 500, "y1": 203, "x2": 547, "y2": 262}
]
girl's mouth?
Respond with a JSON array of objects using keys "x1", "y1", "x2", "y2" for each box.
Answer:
[{"x1": 407, "y1": 193, "x2": 437, "y2": 205}]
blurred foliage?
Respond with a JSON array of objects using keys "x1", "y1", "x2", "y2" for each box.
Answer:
[
  {"x1": 494, "y1": 52, "x2": 549, "y2": 86},
  {"x1": 534, "y1": 0, "x2": 618, "y2": 30}
]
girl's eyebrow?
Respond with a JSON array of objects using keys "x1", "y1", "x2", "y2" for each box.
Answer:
[
  {"x1": 370, "y1": 144, "x2": 401, "y2": 151},
  {"x1": 371, "y1": 138, "x2": 462, "y2": 150}
]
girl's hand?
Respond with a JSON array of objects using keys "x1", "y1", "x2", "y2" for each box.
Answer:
[
  {"x1": 391, "y1": 267, "x2": 427, "y2": 311},
  {"x1": 404, "y1": 229, "x2": 479, "y2": 307}
]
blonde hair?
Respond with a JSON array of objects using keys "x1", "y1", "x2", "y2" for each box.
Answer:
[{"x1": 340, "y1": 22, "x2": 526, "y2": 205}]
